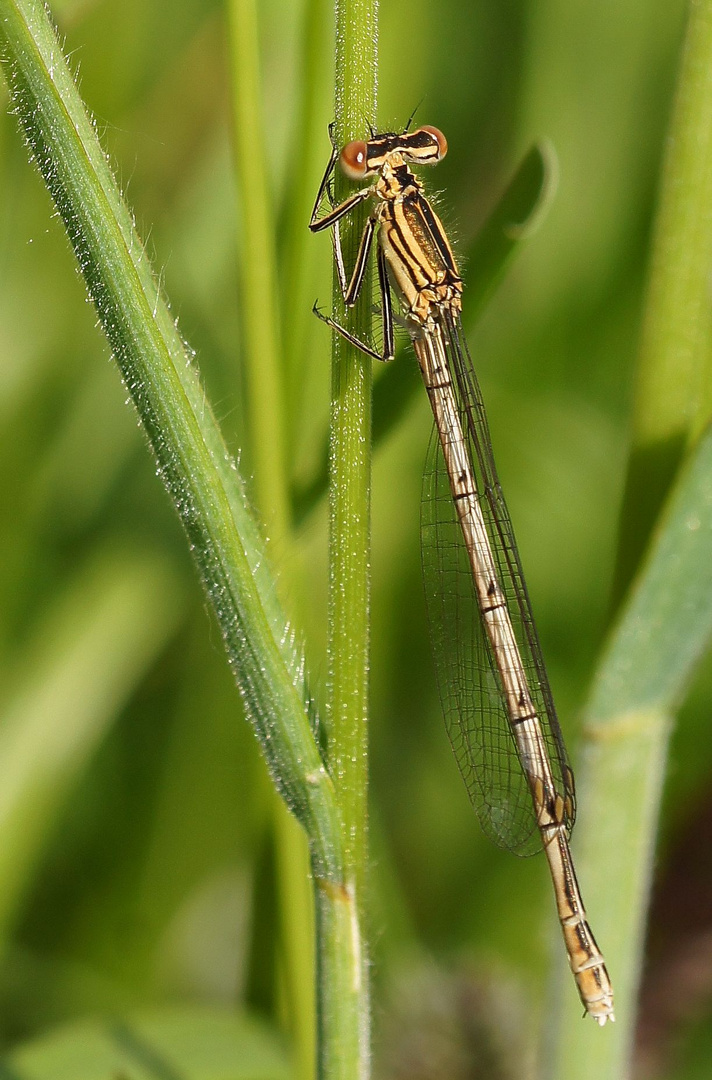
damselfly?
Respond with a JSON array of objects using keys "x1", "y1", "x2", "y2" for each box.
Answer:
[{"x1": 309, "y1": 125, "x2": 614, "y2": 1025}]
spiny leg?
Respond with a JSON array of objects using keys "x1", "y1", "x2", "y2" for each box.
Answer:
[
  {"x1": 308, "y1": 133, "x2": 339, "y2": 227},
  {"x1": 343, "y1": 216, "x2": 377, "y2": 305},
  {"x1": 313, "y1": 238, "x2": 395, "y2": 363},
  {"x1": 309, "y1": 182, "x2": 372, "y2": 234}
]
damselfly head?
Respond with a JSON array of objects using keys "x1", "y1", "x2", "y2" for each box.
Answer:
[{"x1": 339, "y1": 126, "x2": 448, "y2": 181}]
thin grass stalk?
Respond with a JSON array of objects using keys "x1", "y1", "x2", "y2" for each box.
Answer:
[
  {"x1": 279, "y1": 0, "x2": 333, "y2": 459},
  {"x1": 226, "y1": 0, "x2": 289, "y2": 540},
  {"x1": 317, "y1": 0, "x2": 378, "y2": 1075}
]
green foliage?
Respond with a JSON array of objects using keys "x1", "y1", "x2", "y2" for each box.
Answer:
[{"x1": 0, "y1": 0, "x2": 711, "y2": 1077}]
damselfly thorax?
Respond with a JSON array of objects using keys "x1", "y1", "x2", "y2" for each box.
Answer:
[{"x1": 371, "y1": 157, "x2": 463, "y2": 324}]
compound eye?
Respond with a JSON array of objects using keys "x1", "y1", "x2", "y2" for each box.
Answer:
[
  {"x1": 417, "y1": 125, "x2": 448, "y2": 161},
  {"x1": 340, "y1": 140, "x2": 369, "y2": 180}
]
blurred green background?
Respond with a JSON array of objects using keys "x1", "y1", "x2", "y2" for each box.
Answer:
[{"x1": 1, "y1": 0, "x2": 711, "y2": 1076}]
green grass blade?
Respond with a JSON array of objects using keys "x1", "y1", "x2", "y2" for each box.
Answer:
[
  {"x1": 551, "y1": 4, "x2": 712, "y2": 1071},
  {"x1": 552, "y1": 423, "x2": 712, "y2": 1078},
  {"x1": 278, "y1": 0, "x2": 333, "y2": 460},
  {"x1": 0, "y1": 0, "x2": 342, "y2": 882},
  {"x1": 613, "y1": 0, "x2": 712, "y2": 600},
  {"x1": 465, "y1": 139, "x2": 559, "y2": 321},
  {"x1": 226, "y1": 0, "x2": 289, "y2": 540},
  {"x1": 552, "y1": 6, "x2": 712, "y2": 1072}
]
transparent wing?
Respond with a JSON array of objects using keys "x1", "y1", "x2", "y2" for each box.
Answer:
[{"x1": 420, "y1": 311, "x2": 575, "y2": 856}]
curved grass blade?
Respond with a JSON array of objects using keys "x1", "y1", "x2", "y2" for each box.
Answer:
[{"x1": 0, "y1": 0, "x2": 342, "y2": 880}]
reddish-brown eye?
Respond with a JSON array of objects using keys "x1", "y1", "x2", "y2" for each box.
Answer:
[
  {"x1": 340, "y1": 140, "x2": 369, "y2": 180},
  {"x1": 418, "y1": 125, "x2": 448, "y2": 161}
]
